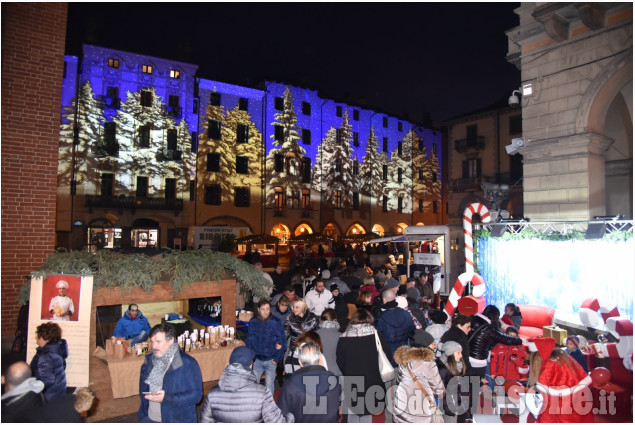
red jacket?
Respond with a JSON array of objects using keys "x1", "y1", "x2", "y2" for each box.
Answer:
[{"x1": 489, "y1": 342, "x2": 529, "y2": 382}]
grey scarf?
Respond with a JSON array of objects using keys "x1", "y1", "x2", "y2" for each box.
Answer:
[
  {"x1": 341, "y1": 323, "x2": 375, "y2": 338},
  {"x1": 146, "y1": 342, "x2": 180, "y2": 392},
  {"x1": 319, "y1": 320, "x2": 340, "y2": 331}
]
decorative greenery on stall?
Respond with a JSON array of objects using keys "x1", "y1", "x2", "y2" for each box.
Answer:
[
  {"x1": 473, "y1": 227, "x2": 633, "y2": 274},
  {"x1": 19, "y1": 248, "x2": 271, "y2": 305}
]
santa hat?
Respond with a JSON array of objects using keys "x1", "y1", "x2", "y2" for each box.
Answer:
[
  {"x1": 527, "y1": 337, "x2": 555, "y2": 362},
  {"x1": 566, "y1": 335, "x2": 580, "y2": 349}
]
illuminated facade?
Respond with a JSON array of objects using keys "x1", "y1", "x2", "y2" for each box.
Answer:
[{"x1": 56, "y1": 45, "x2": 444, "y2": 250}]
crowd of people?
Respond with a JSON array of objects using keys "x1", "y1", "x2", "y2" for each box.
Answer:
[{"x1": 2, "y1": 252, "x2": 595, "y2": 423}]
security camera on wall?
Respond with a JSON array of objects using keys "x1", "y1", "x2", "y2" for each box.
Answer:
[
  {"x1": 505, "y1": 137, "x2": 525, "y2": 155},
  {"x1": 508, "y1": 90, "x2": 520, "y2": 107}
]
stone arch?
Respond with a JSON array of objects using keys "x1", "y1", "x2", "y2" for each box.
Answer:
[
  {"x1": 322, "y1": 222, "x2": 342, "y2": 241},
  {"x1": 293, "y1": 222, "x2": 314, "y2": 236},
  {"x1": 345, "y1": 222, "x2": 366, "y2": 236}
]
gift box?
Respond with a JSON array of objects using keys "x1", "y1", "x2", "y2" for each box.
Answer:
[
  {"x1": 543, "y1": 325, "x2": 568, "y2": 345},
  {"x1": 238, "y1": 310, "x2": 253, "y2": 322},
  {"x1": 457, "y1": 295, "x2": 486, "y2": 316}
]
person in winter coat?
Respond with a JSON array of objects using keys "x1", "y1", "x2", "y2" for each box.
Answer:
[
  {"x1": 271, "y1": 294, "x2": 291, "y2": 323},
  {"x1": 201, "y1": 346, "x2": 293, "y2": 423},
  {"x1": 138, "y1": 323, "x2": 202, "y2": 423},
  {"x1": 375, "y1": 289, "x2": 416, "y2": 366},
  {"x1": 245, "y1": 299, "x2": 286, "y2": 396},
  {"x1": 435, "y1": 341, "x2": 470, "y2": 423},
  {"x1": 527, "y1": 337, "x2": 593, "y2": 423},
  {"x1": 468, "y1": 305, "x2": 522, "y2": 380},
  {"x1": 360, "y1": 276, "x2": 381, "y2": 304},
  {"x1": 113, "y1": 304, "x2": 152, "y2": 345},
  {"x1": 501, "y1": 303, "x2": 523, "y2": 331},
  {"x1": 337, "y1": 309, "x2": 393, "y2": 422},
  {"x1": 393, "y1": 343, "x2": 445, "y2": 423},
  {"x1": 277, "y1": 342, "x2": 341, "y2": 423},
  {"x1": 564, "y1": 336, "x2": 589, "y2": 373},
  {"x1": 283, "y1": 298, "x2": 319, "y2": 374},
  {"x1": 425, "y1": 309, "x2": 449, "y2": 346},
  {"x1": 30, "y1": 322, "x2": 68, "y2": 401},
  {"x1": 1, "y1": 361, "x2": 46, "y2": 423},
  {"x1": 329, "y1": 284, "x2": 351, "y2": 330},
  {"x1": 305, "y1": 279, "x2": 335, "y2": 316},
  {"x1": 315, "y1": 309, "x2": 342, "y2": 376}
]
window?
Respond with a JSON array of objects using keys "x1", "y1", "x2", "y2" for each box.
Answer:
[
  {"x1": 353, "y1": 192, "x2": 360, "y2": 210},
  {"x1": 189, "y1": 180, "x2": 195, "y2": 202},
  {"x1": 382, "y1": 165, "x2": 388, "y2": 180},
  {"x1": 168, "y1": 95, "x2": 180, "y2": 113},
  {"x1": 383, "y1": 137, "x2": 388, "y2": 152},
  {"x1": 382, "y1": 195, "x2": 388, "y2": 212},
  {"x1": 419, "y1": 138, "x2": 424, "y2": 151},
  {"x1": 419, "y1": 199, "x2": 424, "y2": 213},
  {"x1": 353, "y1": 161, "x2": 359, "y2": 176},
  {"x1": 287, "y1": 157, "x2": 299, "y2": 176},
  {"x1": 432, "y1": 144, "x2": 437, "y2": 155},
  {"x1": 353, "y1": 132, "x2": 359, "y2": 147},
  {"x1": 274, "y1": 154, "x2": 284, "y2": 173},
  {"x1": 353, "y1": 110, "x2": 359, "y2": 121},
  {"x1": 398, "y1": 197, "x2": 403, "y2": 214},
  {"x1": 274, "y1": 125, "x2": 284, "y2": 141},
  {"x1": 170, "y1": 69, "x2": 180, "y2": 79},
  {"x1": 336, "y1": 106, "x2": 342, "y2": 117},
  {"x1": 398, "y1": 122, "x2": 403, "y2": 132},
  {"x1": 191, "y1": 131, "x2": 197, "y2": 151},
  {"x1": 302, "y1": 189, "x2": 310, "y2": 209},
  {"x1": 418, "y1": 169, "x2": 424, "y2": 181},
  {"x1": 290, "y1": 190, "x2": 300, "y2": 209},
  {"x1": 398, "y1": 141, "x2": 402, "y2": 156},
  {"x1": 334, "y1": 158, "x2": 342, "y2": 173},
  {"x1": 192, "y1": 98, "x2": 198, "y2": 114},
  {"x1": 383, "y1": 117, "x2": 388, "y2": 128},
  {"x1": 274, "y1": 97, "x2": 284, "y2": 111},
  {"x1": 140, "y1": 90, "x2": 153, "y2": 107},
  {"x1": 509, "y1": 115, "x2": 522, "y2": 135},
  {"x1": 238, "y1": 97, "x2": 249, "y2": 111},
  {"x1": 336, "y1": 129, "x2": 342, "y2": 145},
  {"x1": 142, "y1": 64, "x2": 153, "y2": 74},
  {"x1": 165, "y1": 178, "x2": 176, "y2": 199},
  {"x1": 334, "y1": 190, "x2": 342, "y2": 209},
  {"x1": 432, "y1": 172, "x2": 437, "y2": 182},
  {"x1": 205, "y1": 185, "x2": 221, "y2": 205},
  {"x1": 210, "y1": 92, "x2": 221, "y2": 106},
  {"x1": 467, "y1": 124, "x2": 478, "y2": 142},
  {"x1": 235, "y1": 187, "x2": 250, "y2": 207},
  {"x1": 433, "y1": 201, "x2": 438, "y2": 214},
  {"x1": 208, "y1": 120, "x2": 221, "y2": 140},
  {"x1": 138, "y1": 126, "x2": 150, "y2": 148},
  {"x1": 167, "y1": 129, "x2": 177, "y2": 151},
  {"x1": 106, "y1": 86, "x2": 119, "y2": 107},
  {"x1": 302, "y1": 129, "x2": 311, "y2": 145},
  {"x1": 101, "y1": 173, "x2": 114, "y2": 196},
  {"x1": 207, "y1": 153, "x2": 220, "y2": 172},
  {"x1": 237, "y1": 124, "x2": 249, "y2": 143},
  {"x1": 236, "y1": 156, "x2": 248, "y2": 174},
  {"x1": 274, "y1": 187, "x2": 284, "y2": 212},
  {"x1": 302, "y1": 101, "x2": 311, "y2": 115},
  {"x1": 108, "y1": 58, "x2": 120, "y2": 68},
  {"x1": 398, "y1": 168, "x2": 403, "y2": 183},
  {"x1": 462, "y1": 158, "x2": 481, "y2": 178},
  {"x1": 301, "y1": 157, "x2": 311, "y2": 183}
]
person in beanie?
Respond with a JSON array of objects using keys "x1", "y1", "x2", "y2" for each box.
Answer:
[
  {"x1": 435, "y1": 341, "x2": 469, "y2": 423},
  {"x1": 410, "y1": 329, "x2": 436, "y2": 350},
  {"x1": 565, "y1": 336, "x2": 588, "y2": 373},
  {"x1": 201, "y1": 346, "x2": 293, "y2": 423},
  {"x1": 527, "y1": 337, "x2": 593, "y2": 423},
  {"x1": 426, "y1": 310, "x2": 449, "y2": 346},
  {"x1": 393, "y1": 332, "x2": 445, "y2": 422}
]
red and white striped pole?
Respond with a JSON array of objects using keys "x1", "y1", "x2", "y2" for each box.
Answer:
[{"x1": 463, "y1": 202, "x2": 491, "y2": 274}]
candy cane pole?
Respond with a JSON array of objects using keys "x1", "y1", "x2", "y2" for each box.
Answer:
[
  {"x1": 444, "y1": 272, "x2": 486, "y2": 317},
  {"x1": 463, "y1": 202, "x2": 491, "y2": 274}
]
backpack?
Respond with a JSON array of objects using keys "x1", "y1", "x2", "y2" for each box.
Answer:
[{"x1": 489, "y1": 342, "x2": 529, "y2": 382}]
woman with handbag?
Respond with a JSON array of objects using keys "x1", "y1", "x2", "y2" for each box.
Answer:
[
  {"x1": 393, "y1": 332, "x2": 445, "y2": 423},
  {"x1": 435, "y1": 341, "x2": 469, "y2": 423},
  {"x1": 337, "y1": 309, "x2": 392, "y2": 422}
]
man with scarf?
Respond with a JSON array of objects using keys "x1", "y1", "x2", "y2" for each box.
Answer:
[{"x1": 138, "y1": 323, "x2": 202, "y2": 423}]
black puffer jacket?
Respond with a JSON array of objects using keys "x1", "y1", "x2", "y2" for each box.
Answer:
[
  {"x1": 284, "y1": 311, "x2": 319, "y2": 351},
  {"x1": 200, "y1": 364, "x2": 293, "y2": 423},
  {"x1": 468, "y1": 313, "x2": 522, "y2": 368}
]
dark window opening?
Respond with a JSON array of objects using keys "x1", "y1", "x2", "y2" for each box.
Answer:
[
  {"x1": 167, "y1": 129, "x2": 177, "y2": 151},
  {"x1": 101, "y1": 173, "x2": 113, "y2": 196},
  {"x1": 205, "y1": 185, "x2": 221, "y2": 205},
  {"x1": 189, "y1": 180, "x2": 195, "y2": 202},
  {"x1": 208, "y1": 120, "x2": 221, "y2": 140},
  {"x1": 140, "y1": 90, "x2": 153, "y2": 107},
  {"x1": 235, "y1": 187, "x2": 250, "y2": 207},
  {"x1": 353, "y1": 192, "x2": 360, "y2": 210},
  {"x1": 302, "y1": 129, "x2": 311, "y2": 145},
  {"x1": 138, "y1": 126, "x2": 150, "y2": 148},
  {"x1": 236, "y1": 156, "x2": 249, "y2": 174},
  {"x1": 274, "y1": 97, "x2": 284, "y2": 111},
  {"x1": 274, "y1": 125, "x2": 284, "y2": 141},
  {"x1": 136, "y1": 177, "x2": 148, "y2": 198},
  {"x1": 301, "y1": 157, "x2": 311, "y2": 183},
  {"x1": 382, "y1": 165, "x2": 388, "y2": 180},
  {"x1": 302, "y1": 101, "x2": 311, "y2": 115},
  {"x1": 239, "y1": 97, "x2": 249, "y2": 111},
  {"x1": 383, "y1": 117, "x2": 388, "y2": 128},
  {"x1": 237, "y1": 124, "x2": 249, "y2": 144},
  {"x1": 353, "y1": 110, "x2": 359, "y2": 121},
  {"x1": 383, "y1": 137, "x2": 388, "y2": 152},
  {"x1": 274, "y1": 154, "x2": 284, "y2": 173},
  {"x1": 353, "y1": 132, "x2": 359, "y2": 147},
  {"x1": 210, "y1": 92, "x2": 221, "y2": 106},
  {"x1": 398, "y1": 197, "x2": 403, "y2": 214},
  {"x1": 165, "y1": 178, "x2": 176, "y2": 200},
  {"x1": 336, "y1": 106, "x2": 342, "y2": 117},
  {"x1": 207, "y1": 153, "x2": 220, "y2": 172}
]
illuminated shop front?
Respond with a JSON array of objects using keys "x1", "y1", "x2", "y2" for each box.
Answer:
[{"x1": 88, "y1": 226, "x2": 122, "y2": 251}]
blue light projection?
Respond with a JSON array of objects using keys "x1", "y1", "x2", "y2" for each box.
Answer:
[{"x1": 479, "y1": 236, "x2": 634, "y2": 323}]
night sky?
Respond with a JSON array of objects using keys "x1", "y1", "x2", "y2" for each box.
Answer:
[{"x1": 65, "y1": 2, "x2": 521, "y2": 127}]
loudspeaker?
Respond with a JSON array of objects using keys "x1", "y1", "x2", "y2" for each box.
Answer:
[
  {"x1": 490, "y1": 224, "x2": 507, "y2": 237},
  {"x1": 585, "y1": 222, "x2": 606, "y2": 239}
]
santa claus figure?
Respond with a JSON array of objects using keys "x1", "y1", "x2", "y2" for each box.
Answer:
[{"x1": 527, "y1": 336, "x2": 593, "y2": 423}]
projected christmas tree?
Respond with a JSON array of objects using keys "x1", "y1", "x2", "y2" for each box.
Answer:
[
  {"x1": 225, "y1": 105, "x2": 263, "y2": 188},
  {"x1": 265, "y1": 87, "x2": 307, "y2": 207},
  {"x1": 382, "y1": 135, "x2": 413, "y2": 213},
  {"x1": 411, "y1": 129, "x2": 441, "y2": 210}
]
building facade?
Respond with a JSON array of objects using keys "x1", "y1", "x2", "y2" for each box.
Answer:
[
  {"x1": 506, "y1": 2, "x2": 632, "y2": 221},
  {"x1": 56, "y1": 45, "x2": 445, "y2": 252}
]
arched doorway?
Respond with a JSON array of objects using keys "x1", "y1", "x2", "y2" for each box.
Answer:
[
  {"x1": 372, "y1": 224, "x2": 385, "y2": 236},
  {"x1": 345, "y1": 223, "x2": 366, "y2": 236},
  {"x1": 396, "y1": 222, "x2": 409, "y2": 234},
  {"x1": 294, "y1": 223, "x2": 313, "y2": 237},
  {"x1": 87, "y1": 217, "x2": 120, "y2": 251},
  {"x1": 322, "y1": 222, "x2": 340, "y2": 241},
  {"x1": 271, "y1": 223, "x2": 290, "y2": 244}
]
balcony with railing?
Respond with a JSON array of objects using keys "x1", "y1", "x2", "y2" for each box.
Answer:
[
  {"x1": 454, "y1": 136, "x2": 485, "y2": 153},
  {"x1": 85, "y1": 195, "x2": 184, "y2": 212}
]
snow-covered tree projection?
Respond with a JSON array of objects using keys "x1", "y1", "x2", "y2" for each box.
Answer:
[
  {"x1": 225, "y1": 105, "x2": 263, "y2": 189},
  {"x1": 316, "y1": 111, "x2": 355, "y2": 208},
  {"x1": 265, "y1": 87, "x2": 307, "y2": 207},
  {"x1": 58, "y1": 81, "x2": 105, "y2": 191},
  {"x1": 359, "y1": 126, "x2": 383, "y2": 198},
  {"x1": 197, "y1": 102, "x2": 233, "y2": 200},
  {"x1": 382, "y1": 133, "x2": 413, "y2": 213},
  {"x1": 411, "y1": 129, "x2": 441, "y2": 211}
]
